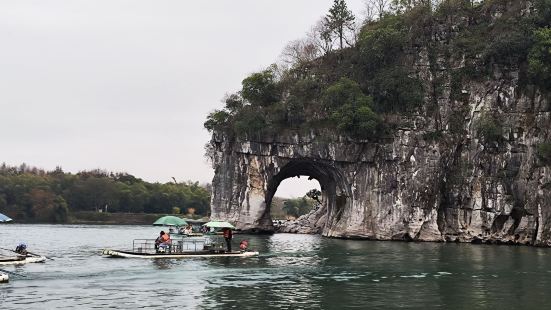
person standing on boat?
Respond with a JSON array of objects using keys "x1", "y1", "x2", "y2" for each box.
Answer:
[{"x1": 222, "y1": 228, "x2": 233, "y2": 252}]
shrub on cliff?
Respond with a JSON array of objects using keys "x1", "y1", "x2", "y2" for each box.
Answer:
[
  {"x1": 476, "y1": 113, "x2": 503, "y2": 143},
  {"x1": 241, "y1": 67, "x2": 281, "y2": 107},
  {"x1": 358, "y1": 15, "x2": 406, "y2": 72},
  {"x1": 371, "y1": 67, "x2": 424, "y2": 112},
  {"x1": 529, "y1": 27, "x2": 551, "y2": 89},
  {"x1": 204, "y1": 110, "x2": 231, "y2": 132},
  {"x1": 233, "y1": 106, "x2": 267, "y2": 136},
  {"x1": 323, "y1": 78, "x2": 382, "y2": 139},
  {"x1": 537, "y1": 142, "x2": 551, "y2": 165}
]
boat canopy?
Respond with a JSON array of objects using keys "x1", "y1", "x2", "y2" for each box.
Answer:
[
  {"x1": 153, "y1": 216, "x2": 188, "y2": 227},
  {"x1": 0, "y1": 213, "x2": 12, "y2": 223},
  {"x1": 182, "y1": 218, "x2": 209, "y2": 225},
  {"x1": 203, "y1": 221, "x2": 235, "y2": 229}
]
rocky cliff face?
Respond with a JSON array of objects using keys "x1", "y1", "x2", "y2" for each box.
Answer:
[{"x1": 208, "y1": 1, "x2": 551, "y2": 246}]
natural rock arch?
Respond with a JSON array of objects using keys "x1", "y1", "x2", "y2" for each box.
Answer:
[
  {"x1": 208, "y1": 133, "x2": 445, "y2": 239},
  {"x1": 265, "y1": 160, "x2": 350, "y2": 234}
]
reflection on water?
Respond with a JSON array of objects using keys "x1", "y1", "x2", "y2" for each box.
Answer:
[{"x1": 0, "y1": 225, "x2": 551, "y2": 309}]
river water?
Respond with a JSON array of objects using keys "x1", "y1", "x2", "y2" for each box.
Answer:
[{"x1": 1, "y1": 224, "x2": 550, "y2": 309}]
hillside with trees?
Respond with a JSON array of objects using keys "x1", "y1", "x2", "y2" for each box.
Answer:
[
  {"x1": 0, "y1": 163, "x2": 211, "y2": 223},
  {"x1": 205, "y1": 0, "x2": 551, "y2": 144}
]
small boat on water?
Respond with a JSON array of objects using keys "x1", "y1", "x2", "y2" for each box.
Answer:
[
  {"x1": 102, "y1": 237, "x2": 258, "y2": 259},
  {"x1": 0, "y1": 244, "x2": 47, "y2": 265},
  {"x1": 0, "y1": 255, "x2": 46, "y2": 265}
]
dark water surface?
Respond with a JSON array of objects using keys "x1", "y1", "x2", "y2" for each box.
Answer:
[{"x1": 1, "y1": 224, "x2": 551, "y2": 309}]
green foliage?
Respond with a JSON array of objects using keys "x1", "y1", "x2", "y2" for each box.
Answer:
[
  {"x1": 233, "y1": 106, "x2": 267, "y2": 136},
  {"x1": 282, "y1": 197, "x2": 316, "y2": 218},
  {"x1": 483, "y1": 28, "x2": 533, "y2": 65},
  {"x1": 204, "y1": 110, "x2": 230, "y2": 132},
  {"x1": 332, "y1": 104, "x2": 381, "y2": 139},
  {"x1": 322, "y1": 77, "x2": 372, "y2": 111},
  {"x1": 0, "y1": 164, "x2": 211, "y2": 223},
  {"x1": 528, "y1": 27, "x2": 551, "y2": 89},
  {"x1": 537, "y1": 142, "x2": 551, "y2": 165},
  {"x1": 476, "y1": 113, "x2": 503, "y2": 143},
  {"x1": 204, "y1": 0, "x2": 549, "y2": 142},
  {"x1": 371, "y1": 67, "x2": 424, "y2": 112},
  {"x1": 423, "y1": 130, "x2": 444, "y2": 141},
  {"x1": 359, "y1": 16, "x2": 406, "y2": 71},
  {"x1": 224, "y1": 93, "x2": 244, "y2": 113},
  {"x1": 324, "y1": 0, "x2": 356, "y2": 49},
  {"x1": 241, "y1": 68, "x2": 280, "y2": 107},
  {"x1": 322, "y1": 78, "x2": 382, "y2": 139},
  {"x1": 535, "y1": 0, "x2": 551, "y2": 27},
  {"x1": 306, "y1": 189, "x2": 322, "y2": 204}
]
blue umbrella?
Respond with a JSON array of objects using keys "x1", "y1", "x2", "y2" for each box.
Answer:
[{"x1": 0, "y1": 213, "x2": 13, "y2": 223}]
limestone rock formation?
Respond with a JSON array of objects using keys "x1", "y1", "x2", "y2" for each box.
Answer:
[{"x1": 207, "y1": 1, "x2": 551, "y2": 246}]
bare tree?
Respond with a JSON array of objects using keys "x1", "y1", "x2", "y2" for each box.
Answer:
[
  {"x1": 363, "y1": 0, "x2": 377, "y2": 22},
  {"x1": 364, "y1": 0, "x2": 391, "y2": 19},
  {"x1": 280, "y1": 38, "x2": 321, "y2": 68},
  {"x1": 309, "y1": 18, "x2": 334, "y2": 55},
  {"x1": 343, "y1": 20, "x2": 362, "y2": 47}
]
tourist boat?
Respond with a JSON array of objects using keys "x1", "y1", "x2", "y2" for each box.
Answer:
[
  {"x1": 102, "y1": 237, "x2": 258, "y2": 259},
  {"x1": 0, "y1": 255, "x2": 46, "y2": 265}
]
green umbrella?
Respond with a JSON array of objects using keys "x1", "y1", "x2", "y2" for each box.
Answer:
[
  {"x1": 203, "y1": 221, "x2": 235, "y2": 229},
  {"x1": 153, "y1": 216, "x2": 188, "y2": 227}
]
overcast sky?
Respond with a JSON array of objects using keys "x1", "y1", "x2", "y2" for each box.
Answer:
[{"x1": 0, "y1": 0, "x2": 365, "y2": 197}]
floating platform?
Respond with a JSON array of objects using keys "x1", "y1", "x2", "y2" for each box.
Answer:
[{"x1": 102, "y1": 249, "x2": 259, "y2": 258}]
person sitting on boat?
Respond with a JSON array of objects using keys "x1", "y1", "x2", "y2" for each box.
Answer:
[
  {"x1": 222, "y1": 228, "x2": 233, "y2": 252},
  {"x1": 155, "y1": 231, "x2": 171, "y2": 252},
  {"x1": 239, "y1": 240, "x2": 249, "y2": 252},
  {"x1": 15, "y1": 243, "x2": 27, "y2": 256},
  {"x1": 184, "y1": 225, "x2": 193, "y2": 235}
]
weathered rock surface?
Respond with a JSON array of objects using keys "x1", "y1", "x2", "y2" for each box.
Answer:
[{"x1": 208, "y1": 2, "x2": 551, "y2": 246}]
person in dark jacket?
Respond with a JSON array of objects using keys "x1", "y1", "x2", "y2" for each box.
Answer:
[{"x1": 222, "y1": 228, "x2": 233, "y2": 252}]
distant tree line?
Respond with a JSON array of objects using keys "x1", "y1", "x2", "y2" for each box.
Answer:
[{"x1": 0, "y1": 163, "x2": 211, "y2": 223}]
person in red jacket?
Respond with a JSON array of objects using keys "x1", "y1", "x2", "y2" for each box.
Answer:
[
  {"x1": 155, "y1": 231, "x2": 171, "y2": 252},
  {"x1": 222, "y1": 228, "x2": 233, "y2": 252}
]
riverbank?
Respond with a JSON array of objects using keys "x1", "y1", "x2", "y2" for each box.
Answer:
[{"x1": 4, "y1": 212, "x2": 202, "y2": 226}]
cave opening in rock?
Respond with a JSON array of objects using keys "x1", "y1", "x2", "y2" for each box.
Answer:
[{"x1": 264, "y1": 160, "x2": 350, "y2": 233}]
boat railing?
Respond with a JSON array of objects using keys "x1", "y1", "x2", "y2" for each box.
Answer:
[{"x1": 132, "y1": 237, "x2": 214, "y2": 254}]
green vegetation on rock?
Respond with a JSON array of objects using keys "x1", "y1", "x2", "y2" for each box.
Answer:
[
  {"x1": 476, "y1": 113, "x2": 503, "y2": 143},
  {"x1": 205, "y1": 0, "x2": 551, "y2": 143},
  {"x1": 537, "y1": 142, "x2": 551, "y2": 165},
  {"x1": 529, "y1": 27, "x2": 551, "y2": 89}
]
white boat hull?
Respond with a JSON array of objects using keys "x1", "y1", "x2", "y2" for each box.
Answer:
[
  {"x1": 102, "y1": 249, "x2": 259, "y2": 259},
  {"x1": 0, "y1": 256, "x2": 46, "y2": 265}
]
